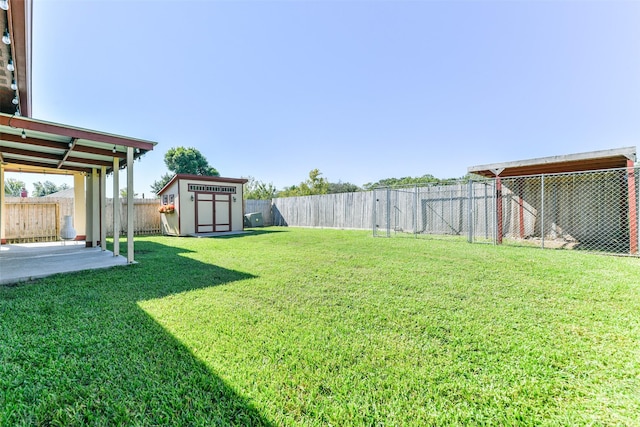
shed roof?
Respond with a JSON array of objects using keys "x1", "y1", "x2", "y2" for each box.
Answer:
[
  {"x1": 157, "y1": 174, "x2": 248, "y2": 195},
  {"x1": 468, "y1": 146, "x2": 636, "y2": 178}
]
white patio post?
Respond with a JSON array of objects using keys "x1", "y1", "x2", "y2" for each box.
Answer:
[
  {"x1": 100, "y1": 166, "x2": 107, "y2": 251},
  {"x1": 0, "y1": 164, "x2": 5, "y2": 244},
  {"x1": 91, "y1": 168, "x2": 99, "y2": 248},
  {"x1": 73, "y1": 173, "x2": 86, "y2": 241},
  {"x1": 126, "y1": 147, "x2": 134, "y2": 263},
  {"x1": 112, "y1": 157, "x2": 120, "y2": 257}
]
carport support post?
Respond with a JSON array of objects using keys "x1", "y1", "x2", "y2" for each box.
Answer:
[
  {"x1": 518, "y1": 179, "x2": 525, "y2": 239},
  {"x1": 490, "y1": 168, "x2": 504, "y2": 245},
  {"x1": 112, "y1": 158, "x2": 120, "y2": 257},
  {"x1": 126, "y1": 147, "x2": 134, "y2": 263},
  {"x1": 496, "y1": 176, "x2": 503, "y2": 244},
  {"x1": 627, "y1": 159, "x2": 638, "y2": 254},
  {"x1": 541, "y1": 174, "x2": 545, "y2": 249},
  {"x1": 467, "y1": 179, "x2": 473, "y2": 243}
]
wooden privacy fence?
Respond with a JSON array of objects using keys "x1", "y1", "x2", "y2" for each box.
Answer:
[
  {"x1": 263, "y1": 187, "x2": 473, "y2": 232},
  {"x1": 3, "y1": 200, "x2": 63, "y2": 242},
  {"x1": 3, "y1": 196, "x2": 74, "y2": 243},
  {"x1": 244, "y1": 199, "x2": 274, "y2": 225},
  {"x1": 272, "y1": 192, "x2": 373, "y2": 229},
  {"x1": 105, "y1": 198, "x2": 161, "y2": 236},
  {"x1": 255, "y1": 167, "x2": 640, "y2": 255},
  {"x1": 2, "y1": 197, "x2": 161, "y2": 243}
]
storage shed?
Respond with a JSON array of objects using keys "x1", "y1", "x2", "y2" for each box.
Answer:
[{"x1": 157, "y1": 174, "x2": 248, "y2": 236}]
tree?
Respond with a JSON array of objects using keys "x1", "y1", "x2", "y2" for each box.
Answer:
[
  {"x1": 278, "y1": 169, "x2": 329, "y2": 197},
  {"x1": 244, "y1": 176, "x2": 277, "y2": 200},
  {"x1": 164, "y1": 147, "x2": 219, "y2": 176},
  {"x1": 119, "y1": 188, "x2": 139, "y2": 199},
  {"x1": 152, "y1": 147, "x2": 219, "y2": 195},
  {"x1": 4, "y1": 178, "x2": 26, "y2": 196},
  {"x1": 32, "y1": 181, "x2": 69, "y2": 197},
  {"x1": 328, "y1": 181, "x2": 361, "y2": 194},
  {"x1": 363, "y1": 174, "x2": 442, "y2": 190},
  {"x1": 150, "y1": 172, "x2": 173, "y2": 196}
]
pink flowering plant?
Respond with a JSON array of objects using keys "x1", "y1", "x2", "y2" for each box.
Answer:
[{"x1": 158, "y1": 203, "x2": 175, "y2": 214}]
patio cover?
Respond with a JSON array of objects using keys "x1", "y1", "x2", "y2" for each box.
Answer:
[
  {"x1": 0, "y1": 113, "x2": 154, "y2": 173},
  {"x1": 0, "y1": 113, "x2": 157, "y2": 263}
]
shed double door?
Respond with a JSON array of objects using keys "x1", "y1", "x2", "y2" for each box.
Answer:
[{"x1": 195, "y1": 192, "x2": 231, "y2": 233}]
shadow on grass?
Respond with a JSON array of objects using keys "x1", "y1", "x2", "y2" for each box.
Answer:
[
  {"x1": 0, "y1": 240, "x2": 272, "y2": 426},
  {"x1": 208, "y1": 227, "x2": 289, "y2": 240}
]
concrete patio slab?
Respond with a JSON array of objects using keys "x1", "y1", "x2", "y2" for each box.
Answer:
[{"x1": 0, "y1": 241, "x2": 129, "y2": 285}]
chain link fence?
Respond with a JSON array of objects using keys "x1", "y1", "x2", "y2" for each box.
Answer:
[{"x1": 373, "y1": 167, "x2": 640, "y2": 256}]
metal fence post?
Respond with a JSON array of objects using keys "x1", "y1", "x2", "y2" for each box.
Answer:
[
  {"x1": 496, "y1": 176, "x2": 503, "y2": 244},
  {"x1": 541, "y1": 174, "x2": 545, "y2": 249},
  {"x1": 484, "y1": 182, "x2": 488, "y2": 240},
  {"x1": 414, "y1": 184, "x2": 418, "y2": 238},
  {"x1": 467, "y1": 179, "x2": 473, "y2": 243},
  {"x1": 492, "y1": 179, "x2": 497, "y2": 245},
  {"x1": 627, "y1": 160, "x2": 638, "y2": 254},
  {"x1": 372, "y1": 188, "x2": 376, "y2": 237},
  {"x1": 386, "y1": 187, "x2": 391, "y2": 237}
]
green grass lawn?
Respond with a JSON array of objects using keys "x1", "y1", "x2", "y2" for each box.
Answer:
[{"x1": 1, "y1": 227, "x2": 639, "y2": 426}]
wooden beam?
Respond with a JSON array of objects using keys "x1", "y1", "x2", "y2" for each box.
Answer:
[
  {"x1": 1, "y1": 159, "x2": 92, "y2": 174},
  {"x1": 7, "y1": 0, "x2": 32, "y2": 117},
  {"x1": 0, "y1": 114, "x2": 156, "y2": 151},
  {"x1": 628, "y1": 160, "x2": 637, "y2": 254},
  {"x1": 67, "y1": 144, "x2": 127, "y2": 159},
  {"x1": 57, "y1": 138, "x2": 77, "y2": 168},
  {"x1": 1, "y1": 132, "x2": 69, "y2": 149},
  {"x1": 1, "y1": 145, "x2": 61, "y2": 161},
  {"x1": 0, "y1": 133, "x2": 128, "y2": 159},
  {"x1": 1, "y1": 144, "x2": 119, "y2": 170}
]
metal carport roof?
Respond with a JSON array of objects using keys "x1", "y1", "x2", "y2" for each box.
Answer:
[{"x1": 468, "y1": 147, "x2": 636, "y2": 178}]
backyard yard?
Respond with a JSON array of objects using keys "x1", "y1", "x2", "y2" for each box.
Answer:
[{"x1": 0, "y1": 227, "x2": 639, "y2": 426}]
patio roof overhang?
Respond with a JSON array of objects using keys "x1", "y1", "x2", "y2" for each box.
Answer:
[
  {"x1": 1, "y1": 0, "x2": 32, "y2": 117},
  {"x1": 467, "y1": 146, "x2": 636, "y2": 178},
  {"x1": 0, "y1": 113, "x2": 156, "y2": 174}
]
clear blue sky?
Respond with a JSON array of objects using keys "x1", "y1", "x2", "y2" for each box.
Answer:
[{"x1": 11, "y1": 0, "x2": 640, "y2": 196}]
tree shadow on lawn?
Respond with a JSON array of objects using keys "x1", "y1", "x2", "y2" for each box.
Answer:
[{"x1": 0, "y1": 240, "x2": 272, "y2": 426}]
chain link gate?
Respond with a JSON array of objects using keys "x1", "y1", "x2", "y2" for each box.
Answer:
[
  {"x1": 373, "y1": 181, "x2": 496, "y2": 242},
  {"x1": 372, "y1": 187, "x2": 417, "y2": 237},
  {"x1": 372, "y1": 167, "x2": 640, "y2": 256}
]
